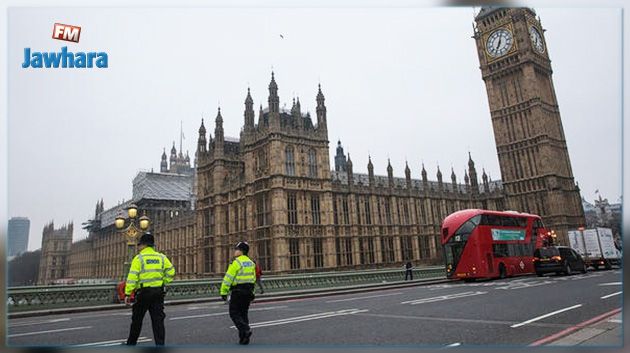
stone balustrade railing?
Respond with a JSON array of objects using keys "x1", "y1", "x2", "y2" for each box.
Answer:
[{"x1": 7, "y1": 266, "x2": 445, "y2": 311}]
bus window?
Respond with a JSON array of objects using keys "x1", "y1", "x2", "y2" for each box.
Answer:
[
  {"x1": 493, "y1": 243, "x2": 509, "y2": 257},
  {"x1": 481, "y1": 215, "x2": 527, "y2": 227},
  {"x1": 454, "y1": 215, "x2": 481, "y2": 240},
  {"x1": 481, "y1": 214, "x2": 502, "y2": 226}
]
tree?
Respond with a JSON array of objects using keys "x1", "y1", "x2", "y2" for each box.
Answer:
[{"x1": 8, "y1": 250, "x2": 41, "y2": 286}]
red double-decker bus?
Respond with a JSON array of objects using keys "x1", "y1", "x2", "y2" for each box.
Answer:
[{"x1": 441, "y1": 209, "x2": 548, "y2": 280}]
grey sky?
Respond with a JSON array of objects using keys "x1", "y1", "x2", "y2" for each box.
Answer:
[{"x1": 7, "y1": 7, "x2": 621, "y2": 251}]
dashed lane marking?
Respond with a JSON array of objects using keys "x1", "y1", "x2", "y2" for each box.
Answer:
[
  {"x1": 496, "y1": 281, "x2": 554, "y2": 290},
  {"x1": 169, "y1": 305, "x2": 287, "y2": 320},
  {"x1": 234, "y1": 309, "x2": 369, "y2": 329},
  {"x1": 9, "y1": 318, "x2": 70, "y2": 328},
  {"x1": 601, "y1": 291, "x2": 622, "y2": 299},
  {"x1": 401, "y1": 291, "x2": 487, "y2": 305},
  {"x1": 356, "y1": 312, "x2": 566, "y2": 328},
  {"x1": 8, "y1": 326, "x2": 92, "y2": 337},
  {"x1": 326, "y1": 292, "x2": 403, "y2": 303},
  {"x1": 511, "y1": 304, "x2": 582, "y2": 328},
  {"x1": 72, "y1": 336, "x2": 151, "y2": 347}
]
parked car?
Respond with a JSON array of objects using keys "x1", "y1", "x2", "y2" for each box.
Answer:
[{"x1": 534, "y1": 246, "x2": 588, "y2": 276}]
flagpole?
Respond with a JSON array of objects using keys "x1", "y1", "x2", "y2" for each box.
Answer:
[{"x1": 180, "y1": 120, "x2": 183, "y2": 156}]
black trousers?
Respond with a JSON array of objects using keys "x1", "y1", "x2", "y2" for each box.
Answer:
[
  {"x1": 405, "y1": 269, "x2": 413, "y2": 280},
  {"x1": 229, "y1": 284, "x2": 255, "y2": 337},
  {"x1": 127, "y1": 287, "x2": 165, "y2": 346}
]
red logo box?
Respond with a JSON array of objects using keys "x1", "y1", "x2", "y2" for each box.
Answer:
[{"x1": 52, "y1": 23, "x2": 81, "y2": 43}]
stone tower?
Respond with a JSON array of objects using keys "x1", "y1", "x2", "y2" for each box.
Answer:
[
  {"x1": 196, "y1": 72, "x2": 333, "y2": 273},
  {"x1": 473, "y1": 7, "x2": 585, "y2": 244},
  {"x1": 37, "y1": 221, "x2": 73, "y2": 284},
  {"x1": 334, "y1": 140, "x2": 348, "y2": 172}
]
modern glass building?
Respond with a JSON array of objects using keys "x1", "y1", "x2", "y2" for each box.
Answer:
[{"x1": 8, "y1": 217, "x2": 30, "y2": 257}]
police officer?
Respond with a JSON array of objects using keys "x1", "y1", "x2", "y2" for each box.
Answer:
[
  {"x1": 221, "y1": 241, "x2": 256, "y2": 345},
  {"x1": 124, "y1": 232, "x2": 175, "y2": 346}
]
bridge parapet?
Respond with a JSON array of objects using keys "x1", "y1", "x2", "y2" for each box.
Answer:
[{"x1": 8, "y1": 266, "x2": 445, "y2": 311}]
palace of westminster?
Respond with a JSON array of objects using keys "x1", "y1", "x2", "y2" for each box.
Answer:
[{"x1": 37, "y1": 8, "x2": 585, "y2": 283}]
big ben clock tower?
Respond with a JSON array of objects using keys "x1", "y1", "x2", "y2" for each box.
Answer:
[{"x1": 473, "y1": 7, "x2": 585, "y2": 244}]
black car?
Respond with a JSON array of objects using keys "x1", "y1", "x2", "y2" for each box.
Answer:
[{"x1": 534, "y1": 246, "x2": 588, "y2": 276}]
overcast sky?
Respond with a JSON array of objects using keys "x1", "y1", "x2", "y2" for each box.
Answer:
[{"x1": 7, "y1": 6, "x2": 621, "y2": 251}]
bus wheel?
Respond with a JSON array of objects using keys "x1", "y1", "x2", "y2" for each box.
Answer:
[{"x1": 498, "y1": 264, "x2": 507, "y2": 279}]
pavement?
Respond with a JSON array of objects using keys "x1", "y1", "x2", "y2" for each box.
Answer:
[
  {"x1": 6, "y1": 269, "x2": 622, "y2": 347},
  {"x1": 544, "y1": 311, "x2": 622, "y2": 346}
]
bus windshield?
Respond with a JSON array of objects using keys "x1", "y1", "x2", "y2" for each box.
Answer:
[{"x1": 444, "y1": 215, "x2": 481, "y2": 277}]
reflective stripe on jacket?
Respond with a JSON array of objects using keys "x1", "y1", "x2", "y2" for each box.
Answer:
[
  {"x1": 125, "y1": 247, "x2": 175, "y2": 295},
  {"x1": 220, "y1": 255, "x2": 256, "y2": 295}
]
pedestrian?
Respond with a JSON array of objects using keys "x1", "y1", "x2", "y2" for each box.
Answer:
[
  {"x1": 124, "y1": 232, "x2": 175, "y2": 346},
  {"x1": 255, "y1": 260, "x2": 265, "y2": 294},
  {"x1": 404, "y1": 260, "x2": 413, "y2": 280},
  {"x1": 221, "y1": 241, "x2": 256, "y2": 345}
]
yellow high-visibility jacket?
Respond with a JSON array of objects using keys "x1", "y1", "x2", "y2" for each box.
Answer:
[
  {"x1": 125, "y1": 247, "x2": 175, "y2": 296},
  {"x1": 220, "y1": 255, "x2": 256, "y2": 295}
]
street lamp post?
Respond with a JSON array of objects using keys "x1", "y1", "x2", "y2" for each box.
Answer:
[
  {"x1": 544, "y1": 229, "x2": 557, "y2": 246},
  {"x1": 115, "y1": 204, "x2": 151, "y2": 279}
]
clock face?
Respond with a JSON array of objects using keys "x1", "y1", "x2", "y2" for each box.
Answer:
[
  {"x1": 486, "y1": 28, "x2": 513, "y2": 58},
  {"x1": 529, "y1": 26, "x2": 545, "y2": 53}
]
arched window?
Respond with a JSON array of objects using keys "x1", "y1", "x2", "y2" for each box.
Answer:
[
  {"x1": 308, "y1": 149, "x2": 317, "y2": 178},
  {"x1": 285, "y1": 146, "x2": 295, "y2": 176}
]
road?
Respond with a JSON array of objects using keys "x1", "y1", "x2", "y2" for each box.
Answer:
[{"x1": 7, "y1": 269, "x2": 622, "y2": 347}]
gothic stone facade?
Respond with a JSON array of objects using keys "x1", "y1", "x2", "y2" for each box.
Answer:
[
  {"x1": 195, "y1": 8, "x2": 585, "y2": 275},
  {"x1": 37, "y1": 222, "x2": 73, "y2": 284},
  {"x1": 194, "y1": 74, "x2": 507, "y2": 274}
]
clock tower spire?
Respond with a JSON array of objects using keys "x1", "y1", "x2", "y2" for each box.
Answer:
[{"x1": 473, "y1": 7, "x2": 585, "y2": 244}]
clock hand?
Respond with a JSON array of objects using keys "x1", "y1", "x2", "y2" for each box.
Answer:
[{"x1": 496, "y1": 37, "x2": 502, "y2": 50}]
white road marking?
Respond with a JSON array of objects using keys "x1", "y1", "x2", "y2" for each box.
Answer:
[
  {"x1": 8, "y1": 326, "x2": 92, "y2": 337},
  {"x1": 170, "y1": 311, "x2": 227, "y2": 320},
  {"x1": 511, "y1": 304, "x2": 582, "y2": 328},
  {"x1": 497, "y1": 281, "x2": 553, "y2": 290},
  {"x1": 607, "y1": 319, "x2": 622, "y2": 324},
  {"x1": 9, "y1": 318, "x2": 70, "y2": 328},
  {"x1": 401, "y1": 291, "x2": 487, "y2": 305},
  {"x1": 170, "y1": 305, "x2": 287, "y2": 320},
  {"x1": 555, "y1": 273, "x2": 603, "y2": 281},
  {"x1": 234, "y1": 309, "x2": 368, "y2": 329},
  {"x1": 102, "y1": 338, "x2": 153, "y2": 346},
  {"x1": 446, "y1": 342, "x2": 461, "y2": 347},
  {"x1": 326, "y1": 292, "x2": 403, "y2": 303},
  {"x1": 186, "y1": 303, "x2": 225, "y2": 310},
  {"x1": 72, "y1": 337, "x2": 150, "y2": 347},
  {"x1": 601, "y1": 291, "x2": 622, "y2": 299},
  {"x1": 598, "y1": 282, "x2": 622, "y2": 286},
  {"x1": 358, "y1": 312, "x2": 565, "y2": 328}
]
